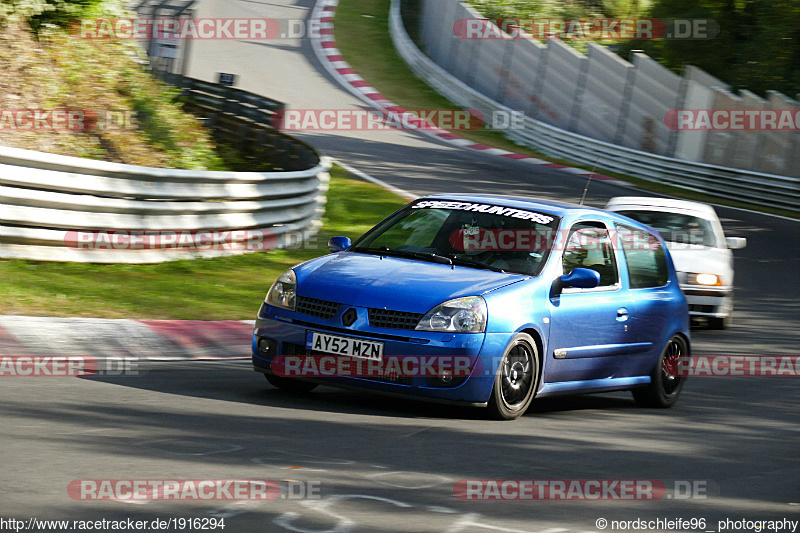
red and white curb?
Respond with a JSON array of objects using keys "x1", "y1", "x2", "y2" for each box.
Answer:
[
  {"x1": 310, "y1": 0, "x2": 616, "y2": 182},
  {"x1": 0, "y1": 316, "x2": 254, "y2": 361}
]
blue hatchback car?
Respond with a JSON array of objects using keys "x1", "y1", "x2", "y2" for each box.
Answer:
[{"x1": 252, "y1": 195, "x2": 690, "y2": 419}]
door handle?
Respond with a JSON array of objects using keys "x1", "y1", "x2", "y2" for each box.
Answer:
[{"x1": 616, "y1": 308, "x2": 629, "y2": 322}]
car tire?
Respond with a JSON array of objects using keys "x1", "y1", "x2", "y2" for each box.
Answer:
[
  {"x1": 265, "y1": 373, "x2": 318, "y2": 393},
  {"x1": 487, "y1": 333, "x2": 540, "y2": 420},
  {"x1": 707, "y1": 316, "x2": 729, "y2": 330},
  {"x1": 632, "y1": 335, "x2": 688, "y2": 408}
]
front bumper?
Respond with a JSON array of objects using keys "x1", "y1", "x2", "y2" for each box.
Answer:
[
  {"x1": 252, "y1": 303, "x2": 503, "y2": 404},
  {"x1": 681, "y1": 285, "x2": 733, "y2": 318}
]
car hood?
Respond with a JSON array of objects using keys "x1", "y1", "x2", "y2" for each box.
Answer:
[
  {"x1": 665, "y1": 243, "x2": 733, "y2": 277},
  {"x1": 294, "y1": 252, "x2": 527, "y2": 312}
]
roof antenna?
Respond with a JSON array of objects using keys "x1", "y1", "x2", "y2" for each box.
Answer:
[{"x1": 579, "y1": 157, "x2": 601, "y2": 206}]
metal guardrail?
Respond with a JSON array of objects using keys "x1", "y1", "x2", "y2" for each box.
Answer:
[
  {"x1": 390, "y1": 0, "x2": 799, "y2": 213},
  {"x1": 0, "y1": 80, "x2": 331, "y2": 263},
  {"x1": 165, "y1": 74, "x2": 320, "y2": 172}
]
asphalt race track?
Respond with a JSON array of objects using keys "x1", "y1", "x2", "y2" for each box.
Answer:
[{"x1": 1, "y1": 0, "x2": 798, "y2": 531}]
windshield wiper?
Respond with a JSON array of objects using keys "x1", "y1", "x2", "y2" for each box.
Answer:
[
  {"x1": 352, "y1": 247, "x2": 507, "y2": 272},
  {"x1": 446, "y1": 254, "x2": 506, "y2": 273},
  {"x1": 354, "y1": 246, "x2": 454, "y2": 266}
]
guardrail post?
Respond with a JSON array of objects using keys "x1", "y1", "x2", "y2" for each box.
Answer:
[
  {"x1": 667, "y1": 74, "x2": 689, "y2": 158},
  {"x1": 527, "y1": 46, "x2": 549, "y2": 121},
  {"x1": 494, "y1": 40, "x2": 515, "y2": 105},
  {"x1": 614, "y1": 65, "x2": 636, "y2": 146},
  {"x1": 568, "y1": 57, "x2": 589, "y2": 133},
  {"x1": 433, "y1": 0, "x2": 456, "y2": 73}
]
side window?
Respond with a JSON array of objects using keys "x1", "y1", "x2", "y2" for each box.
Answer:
[
  {"x1": 562, "y1": 222, "x2": 619, "y2": 287},
  {"x1": 617, "y1": 224, "x2": 669, "y2": 288}
]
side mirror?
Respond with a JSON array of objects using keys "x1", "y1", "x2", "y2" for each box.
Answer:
[
  {"x1": 560, "y1": 268, "x2": 601, "y2": 289},
  {"x1": 725, "y1": 237, "x2": 747, "y2": 250},
  {"x1": 328, "y1": 236, "x2": 352, "y2": 253}
]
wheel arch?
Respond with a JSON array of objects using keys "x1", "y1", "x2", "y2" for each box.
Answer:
[
  {"x1": 518, "y1": 327, "x2": 545, "y2": 389},
  {"x1": 672, "y1": 331, "x2": 691, "y2": 354},
  {"x1": 518, "y1": 327, "x2": 544, "y2": 360}
]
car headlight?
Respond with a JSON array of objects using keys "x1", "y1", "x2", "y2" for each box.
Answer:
[
  {"x1": 687, "y1": 273, "x2": 723, "y2": 286},
  {"x1": 266, "y1": 269, "x2": 297, "y2": 310},
  {"x1": 416, "y1": 296, "x2": 487, "y2": 333}
]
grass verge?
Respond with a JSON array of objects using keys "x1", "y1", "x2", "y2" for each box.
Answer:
[
  {"x1": 0, "y1": 9, "x2": 225, "y2": 169},
  {"x1": 0, "y1": 166, "x2": 407, "y2": 320},
  {"x1": 334, "y1": 0, "x2": 797, "y2": 219}
]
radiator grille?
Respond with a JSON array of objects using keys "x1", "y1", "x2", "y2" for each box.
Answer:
[
  {"x1": 368, "y1": 308, "x2": 423, "y2": 330},
  {"x1": 296, "y1": 296, "x2": 340, "y2": 320}
]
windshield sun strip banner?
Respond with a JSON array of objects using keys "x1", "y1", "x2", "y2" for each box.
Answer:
[{"x1": 411, "y1": 200, "x2": 556, "y2": 225}]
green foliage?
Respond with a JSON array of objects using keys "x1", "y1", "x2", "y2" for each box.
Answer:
[
  {"x1": 214, "y1": 139, "x2": 278, "y2": 172},
  {"x1": 0, "y1": 0, "x2": 113, "y2": 31},
  {"x1": 467, "y1": 0, "x2": 798, "y2": 98},
  {"x1": 468, "y1": 0, "x2": 649, "y2": 19},
  {"x1": 616, "y1": 0, "x2": 799, "y2": 98},
  {"x1": 0, "y1": 6, "x2": 228, "y2": 170},
  {"x1": 466, "y1": 0, "x2": 650, "y2": 52}
]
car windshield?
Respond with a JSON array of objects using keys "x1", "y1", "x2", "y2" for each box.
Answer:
[
  {"x1": 616, "y1": 210, "x2": 718, "y2": 247},
  {"x1": 351, "y1": 200, "x2": 560, "y2": 276}
]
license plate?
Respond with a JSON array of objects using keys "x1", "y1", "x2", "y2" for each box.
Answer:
[{"x1": 306, "y1": 331, "x2": 384, "y2": 361}]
